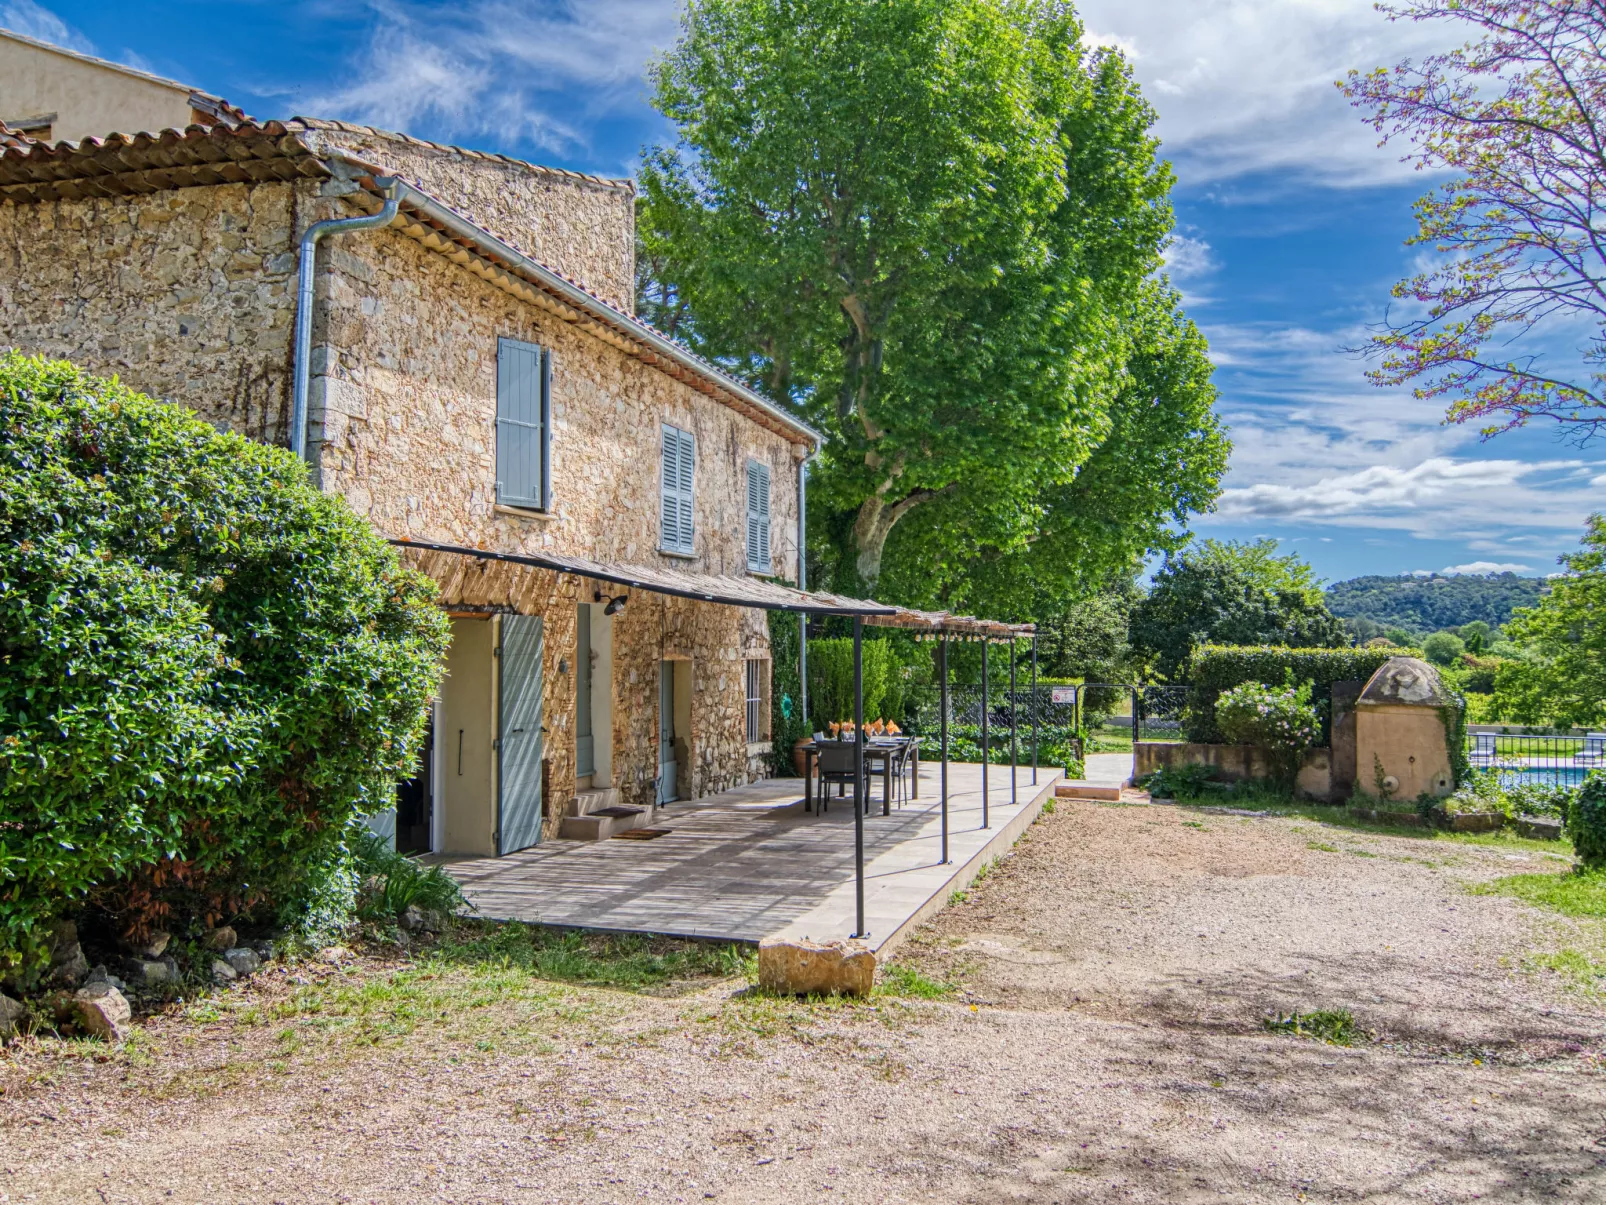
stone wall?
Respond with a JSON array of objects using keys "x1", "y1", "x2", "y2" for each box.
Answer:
[
  {"x1": 2, "y1": 176, "x2": 803, "y2": 837},
  {"x1": 310, "y1": 121, "x2": 636, "y2": 313},
  {"x1": 1135, "y1": 742, "x2": 1335, "y2": 803},
  {"x1": 0, "y1": 180, "x2": 300, "y2": 442}
]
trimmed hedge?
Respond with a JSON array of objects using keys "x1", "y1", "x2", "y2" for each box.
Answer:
[
  {"x1": 1183, "y1": 645, "x2": 1416, "y2": 743},
  {"x1": 0, "y1": 355, "x2": 449, "y2": 976},
  {"x1": 1570, "y1": 773, "x2": 1606, "y2": 871}
]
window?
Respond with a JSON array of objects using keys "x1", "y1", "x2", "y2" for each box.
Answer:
[
  {"x1": 745, "y1": 658, "x2": 767, "y2": 743},
  {"x1": 660, "y1": 423, "x2": 695, "y2": 554},
  {"x1": 495, "y1": 337, "x2": 550, "y2": 510},
  {"x1": 745, "y1": 460, "x2": 772, "y2": 574}
]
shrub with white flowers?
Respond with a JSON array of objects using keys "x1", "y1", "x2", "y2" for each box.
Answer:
[{"x1": 1214, "y1": 679, "x2": 1321, "y2": 793}]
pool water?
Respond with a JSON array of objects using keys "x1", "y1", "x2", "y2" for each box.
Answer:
[{"x1": 1496, "y1": 765, "x2": 1590, "y2": 788}]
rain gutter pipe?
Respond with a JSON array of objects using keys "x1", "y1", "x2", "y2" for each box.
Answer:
[
  {"x1": 291, "y1": 178, "x2": 401, "y2": 460},
  {"x1": 797, "y1": 448, "x2": 819, "y2": 726}
]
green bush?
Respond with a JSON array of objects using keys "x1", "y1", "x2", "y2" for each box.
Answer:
[
  {"x1": 1568, "y1": 773, "x2": 1606, "y2": 871},
  {"x1": 0, "y1": 355, "x2": 449, "y2": 976},
  {"x1": 1214, "y1": 680, "x2": 1321, "y2": 792},
  {"x1": 1422, "y1": 631, "x2": 1466, "y2": 666},
  {"x1": 1184, "y1": 645, "x2": 1410, "y2": 743},
  {"x1": 352, "y1": 830, "x2": 467, "y2": 922},
  {"x1": 806, "y1": 637, "x2": 891, "y2": 729}
]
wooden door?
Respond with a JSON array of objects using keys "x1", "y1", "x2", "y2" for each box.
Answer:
[{"x1": 498, "y1": 614, "x2": 544, "y2": 854}]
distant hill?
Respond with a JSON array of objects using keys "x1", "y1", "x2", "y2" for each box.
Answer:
[{"x1": 1325, "y1": 572, "x2": 1548, "y2": 634}]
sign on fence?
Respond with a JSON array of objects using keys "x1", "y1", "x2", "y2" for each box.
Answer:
[{"x1": 1051, "y1": 686, "x2": 1075, "y2": 704}]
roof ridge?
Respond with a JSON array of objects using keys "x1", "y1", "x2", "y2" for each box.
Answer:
[{"x1": 291, "y1": 117, "x2": 635, "y2": 193}]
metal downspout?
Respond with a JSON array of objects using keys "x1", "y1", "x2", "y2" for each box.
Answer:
[
  {"x1": 291, "y1": 180, "x2": 401, "y2": 461},
  {"x1": 797, "y1": 450, "x2": 818, "y2": 728}
]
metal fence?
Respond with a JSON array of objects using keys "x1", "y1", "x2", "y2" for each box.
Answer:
[
  {"x1": 905, "y1": 683, "x2": 1192, "y2": 747},
  {"x1": 1466, "y1": 730, "x2": 1604, "y2": 788}
]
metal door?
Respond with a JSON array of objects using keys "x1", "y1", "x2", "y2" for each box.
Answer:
[
  {"x1": 575, "y1": 604, "x2": 594, "y2": 778},
  {"x1": 657, "y1": 661, "x2": 677, "y2": 804},
  {"x1": 498, "y1": 614, "x2": 544, "y2": 854}
]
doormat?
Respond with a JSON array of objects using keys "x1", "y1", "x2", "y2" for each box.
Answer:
[
  {"x1": 613, "y1": 827, "x2": 672, "y2": 841},
  {"x1": 591, "y1": 805, "x2": 645, "y2": 819}
]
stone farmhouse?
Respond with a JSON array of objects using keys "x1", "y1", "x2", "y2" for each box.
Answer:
[{"x1": 0, "y1": 109, "x2": 897, "y2": 858}]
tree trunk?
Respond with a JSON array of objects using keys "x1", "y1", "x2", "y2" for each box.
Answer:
[{"x1": 851, "y1": 484, "x2": 957, "y2": 588}]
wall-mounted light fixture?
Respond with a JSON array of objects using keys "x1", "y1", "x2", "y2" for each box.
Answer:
[{"x1": 603, "y1": 594, "x2": 628, "y2": 616}]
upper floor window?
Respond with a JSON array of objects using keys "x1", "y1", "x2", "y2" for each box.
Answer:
[
  {"x1": 495, "y1": 337, "x2": 550, "y2": 511},
  {"x1": 745, "y1": 460, "x2": 772, "y2": 574},
  {"x1": 661, "y1": 423, "x2": 695, "y2": 554}
]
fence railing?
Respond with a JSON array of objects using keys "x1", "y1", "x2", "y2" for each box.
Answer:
[
  {"x1": 1466, "y1": 730, "x2": 1603, "y2": 788},
  {"x1": 903, "y1": 683, "x2": 1192, "y2": 749}
]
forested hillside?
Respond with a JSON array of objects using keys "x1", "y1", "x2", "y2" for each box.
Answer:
[{"x1": 1325, "y1": 573, "x2": 1547, "y2": 633}]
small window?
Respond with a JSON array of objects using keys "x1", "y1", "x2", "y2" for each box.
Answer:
[
  {"x1": 745, "y1": 460, "x2": 772, "y2": 574},
  {"x1": 661, "y1": 423, "x2": 695, "y2": 554},
  {"x1": 495, "y1": 337, "x2": 550, "y2": 510},
  {"x1": 745, "y1": 658, "x2": 768, "y2": 743}
]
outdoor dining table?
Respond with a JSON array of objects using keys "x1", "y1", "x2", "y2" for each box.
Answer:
[{"x1": 801, "y1": 737, "x2": 919, "y2": 816}]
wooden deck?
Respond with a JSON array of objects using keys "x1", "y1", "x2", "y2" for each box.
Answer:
[{"x1": 441, "y1": 760, "x2": 1061, "y2": 953}]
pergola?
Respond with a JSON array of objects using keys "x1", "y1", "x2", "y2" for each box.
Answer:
[{"x1": 392, "y1": 538, "x2": 1037, "y2": 940}]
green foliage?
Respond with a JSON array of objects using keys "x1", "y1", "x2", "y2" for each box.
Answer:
[
  {"x1": 1214, "y1": 680, "x2": 1321, "y2": 792},
  {"x1": 767, "y1": 609, "x2": 808, "y2": 774},
  {"x1": 1033, "y1": 580, "x2": 1140, "y2": 683},
  {"x1": 1422, "y1": 631, "x2": 1466, "y2": 666},
  {"x1": 1263, "y1": 1008, "x2": 1360, "y2": 1046},
  {"x1": 877, "y1": 963, "x2": 956, "y2": 999},
  {"x1": 1491, "y1": 516, "x2": 1606, "y2": 728},
  {"x1": 1138, "y1": 762, "x2": 1216, "y2": 800},
  {"x1": 807, "y1": 636, "x2": 917, "y2": 729},
  {"x1": 1131, "y1": 540, "x2": 1346, "y2": 681},
  {"x1": 935, "y1": 724, "x2": 1083, "y2": 779},
  {"x1": 640, "y1": 0, "x2": 1225, "y2": 598},
  {"x1": 0, "y1": 355, "x2": 449, "y2": 971},
  {"x1": 1569, "y1": 773, "x2": 1606, "y2": 872},
  {"x1": 352, "y1": 829, "x2": 467, "y2": 922},
  {"x1": 1184, "y1": 645, "x2": 1405, "y2": 744},
  {"x1": 1325, "y1": 572, "x2": 1546, "y2": 634},
  {"x1": 1472, "y1": 870, "x2": 1606, "y2": 920},
  {"x1": 434, "y1": 922, "x2": 751, "y2": 989}
]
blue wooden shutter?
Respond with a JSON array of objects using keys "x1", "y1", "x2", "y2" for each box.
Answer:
[
  {"x1": 746, "y1": 461, "x2": 771, "y2": 572},
  {"x1": 496, "y1": 338, "x2": 546, "y2": 509},
  {"x1": 662, "y1": 423, "x2": 695, "y2": 553}
]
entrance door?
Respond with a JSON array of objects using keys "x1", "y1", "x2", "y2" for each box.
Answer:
[
  {"x1": 657, "y1": 661, "x2": 678, "y2": 804},
  {"x1": 498, "y1": 614, "x2": 544, "y2": 854},
  {"x1": 576, "y1": 604, "x2": 594, "y2": 780}
]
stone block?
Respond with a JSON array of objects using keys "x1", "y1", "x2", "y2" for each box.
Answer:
[
  {"x1": 222, "y1": 948, "x2": 261, "y2": 977},
  {"x1": 757, "y1": 938, "x2": 875, "y2": 998},
  {"x1": 0, "y1": 993, "x2": 26, "y2": 1039},
  {"x1": 72, "y1": 983, "x2": 131, "y2": 1041},
  {"x1": 204, "y1": 926, "x2": 237, "y2": 952}
]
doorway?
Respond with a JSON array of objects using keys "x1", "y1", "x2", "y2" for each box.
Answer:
[
  {"x1": 657, "y1": 659, "x2": 692, "y2": 805},
  {"x1": 394, "y1": 714, "x2": 433, "y2": 855},
  {"x1": 576, "y1": 603, "x2": 595, "y2": 784},
  {"x1": 498, "y1": 613, "x2": 545, "y2": 854}
]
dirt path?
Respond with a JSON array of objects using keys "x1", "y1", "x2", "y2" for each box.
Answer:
[{"x1": 4, "y1": 801, "x2": 1604, "y2": 1203}]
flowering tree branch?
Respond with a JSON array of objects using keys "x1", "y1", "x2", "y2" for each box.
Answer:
[{"x1": 1343, "y1": 0, "x2": 1606, "y2": 442}]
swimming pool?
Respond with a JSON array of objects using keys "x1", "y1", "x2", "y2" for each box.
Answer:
[{"x1": 1495, "y1": 765, "x2": 1591, "y2": 788}]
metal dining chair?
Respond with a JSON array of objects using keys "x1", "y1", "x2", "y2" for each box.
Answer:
[{"x1": 816, "y1": 741, "x2": 869, "y2": 814}]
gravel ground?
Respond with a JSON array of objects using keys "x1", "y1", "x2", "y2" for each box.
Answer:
[{"x1": 4, "y1": 800, "x2": 1605, "y2": 1204}]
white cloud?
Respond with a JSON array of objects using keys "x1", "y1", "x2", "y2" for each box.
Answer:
[
  {"x1": 1430, "y1": 561, "x2": 1534, "y2": 575},
  {"x1": 1, "y1": 0, "x2": 93, "y2": 53},
  {"x1": 1077, "y1": 0, "x2": 1447, "y2": 185},
  {"x1": 1161, "y1": 234, "x2": 1216, "y2": 281},
  {"x1": 306, "y1": 0, "x2": 679, "y2": 154}
]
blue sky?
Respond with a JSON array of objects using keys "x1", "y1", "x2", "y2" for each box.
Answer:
[{"x1": 8, "y1": 0, "x2": 1604, "y2": 585}]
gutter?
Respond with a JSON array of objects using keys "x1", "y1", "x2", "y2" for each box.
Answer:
[
  {"x1": 317, "y1": 149, "x2": 824, "y2": 451},
  {"x1": 797, "y1": 448, "x2": 818, "y2": 725},
  {"x1": 290, "y1": 178, "x2": 400, "y2": 460}
]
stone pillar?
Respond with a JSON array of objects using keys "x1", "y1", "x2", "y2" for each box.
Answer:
[
  {"x1": 1354, "y1": 658, "x2": 1458, "y2": 803},
  {"x1": 1329, "y1": 680, "x2": 1363, "y2": 800}
]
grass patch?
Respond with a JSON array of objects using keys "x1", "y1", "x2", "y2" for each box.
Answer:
[
  {"x1": 432, "y1": 921, "x2": 753, "y2": 989},
  {"x1": 1263, "y1": 1009, "x2": 1362, "y2": 1046},
  {"x1": 877, "y1": 963, "x2": 956, "y2": 999},
  {"x1": 1530, "y1": 948, "x2": 1606, "y2": 997},
  {"x1": 1470, "y1": 869, "x2": 1606, "y2": 919},
  {"x1": 1307, "y1": 841, "x2": 1339, "y2": 852}
]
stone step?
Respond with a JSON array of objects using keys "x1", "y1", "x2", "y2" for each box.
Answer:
[
  {"x1": 559, "y1": 804, "x2": 650, "y2": 841},
  {"x1": 1056, "y1": 782, "x2": 1123, "y2": 801},
  {"x1": 566, "y1": 787, "x2": 621, "y2": 818}
]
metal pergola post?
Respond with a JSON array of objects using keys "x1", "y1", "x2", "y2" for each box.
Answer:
[
  {"x1": 939, "y1": 632, "x2": 950, "y2": 864},
  {"x1": 852, "y1": 616, "x2": 866, "y2": 939},
  {"x1": 1010, "y1": 639, "x2": 1018, "y2": 807},
  {"x1": 1030, "y1": 636, "x2": 1039, "y2": 785},
  {"x1": 981, "y1": 638, "x2": 990, "y2": 829}
]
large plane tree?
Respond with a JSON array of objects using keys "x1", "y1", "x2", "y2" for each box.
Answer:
[{"x1": 638, "y1": 0, "x2": 1226, "y2": 598}]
